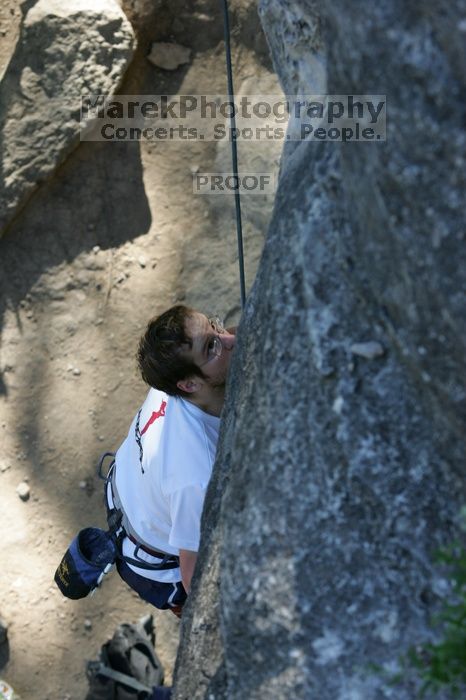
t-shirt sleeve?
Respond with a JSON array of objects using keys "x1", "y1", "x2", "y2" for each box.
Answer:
[{"x1": 168, "y1": 483, "x2": 207, "y2": 551}]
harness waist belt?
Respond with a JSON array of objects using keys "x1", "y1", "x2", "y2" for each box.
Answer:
[{"x1": 126, "y1": 532, "x2": 174, "y2": 561}]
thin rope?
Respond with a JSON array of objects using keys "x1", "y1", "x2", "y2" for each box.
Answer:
[{"x1": 220, "y1": 0, "x2": 246, "y2": 309}]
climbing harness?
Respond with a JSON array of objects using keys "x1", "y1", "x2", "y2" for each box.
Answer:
[
  {"x1": 54, "y1": 453, "x2": 179, "y2": 601},
  {"x1": 221, "y1": 0, "x2": 246, "y2": 309},
  {"x1": 99, "y1": 452, "x2": 180, "y2": 572}
]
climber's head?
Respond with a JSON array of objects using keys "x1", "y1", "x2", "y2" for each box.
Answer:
[{"x1": 137, "y1": 304, "x2": 236, "y2": 401}]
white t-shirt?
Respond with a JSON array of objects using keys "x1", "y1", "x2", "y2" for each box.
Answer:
[{"x1": 113, "y1": 388, "x2": 220, "y2": 582}]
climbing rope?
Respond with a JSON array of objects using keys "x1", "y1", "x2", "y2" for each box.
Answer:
[{"x1": 220, "y1": 0, "x2": 246, "y2": 309}]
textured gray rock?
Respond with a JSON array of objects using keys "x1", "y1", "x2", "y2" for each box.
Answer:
[
  {"x1": 118, "y1": 0, "x2": 164, "y2": 35},
  {"x1": 0, "y1": 0, "x2": 135, "y2": 235},
  {"x1": 259, "y1": 0, "x2": 324, "y2": 93},
  {"x1": 173, "y1": 1, "x2": 466, "y2": 699}
]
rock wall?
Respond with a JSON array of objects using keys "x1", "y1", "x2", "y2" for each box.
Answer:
[
  {"x1": 173, "y1": 1, "x2": 466, "y2": 699},
  {"x1": 0, "y1": 0, "x2": 135, "y2": 234}
]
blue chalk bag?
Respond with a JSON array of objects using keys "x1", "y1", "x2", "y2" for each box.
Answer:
[{"x1": 54, "y1": 527, "x2": 117, "y2": 599}]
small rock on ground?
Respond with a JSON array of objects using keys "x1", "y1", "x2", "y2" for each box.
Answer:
[
  {"x1": 16, "y1": 482, "x2": 30, "y2": 501},
  {"x1": 147, "y1": 42, "x2": 191, "y2": 70}
]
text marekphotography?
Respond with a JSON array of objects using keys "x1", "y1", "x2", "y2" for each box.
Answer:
[{"x1": 80, "y1": 94, "x2": 387, "y2": 143}]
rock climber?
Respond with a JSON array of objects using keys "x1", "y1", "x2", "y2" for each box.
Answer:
[{"x1": 106, "y1": 304, "x2": 236, "y2": 616}]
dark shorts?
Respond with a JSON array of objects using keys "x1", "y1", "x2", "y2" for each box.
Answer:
[{"x1": 117, "y1": 558, "x2": 187, "y2": 611}]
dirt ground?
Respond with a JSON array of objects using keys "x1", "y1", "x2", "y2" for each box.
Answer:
[{"x1": 0, "y1": 1, "x2": 281, "y2": 697}]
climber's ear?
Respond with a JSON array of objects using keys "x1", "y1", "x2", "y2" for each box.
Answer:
[{"x1": 176, "y1": 376, "x2": 202, "y2": 394}]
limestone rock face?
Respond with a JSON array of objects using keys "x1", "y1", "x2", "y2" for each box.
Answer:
[
  {"x1": 0, "y1": 0, "x2": 135, "y2": 234},
  {"x1": 173, "y1": 1, "x2": 466, "y2": 699}
]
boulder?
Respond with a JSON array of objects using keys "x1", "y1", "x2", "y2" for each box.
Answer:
[
  {"x1": 118, "y1": 0, "x2": 165, "y2": 37},
  {"x1": 0, "y1": 0, "x2": 135, "y2": 235},
  {"x1": 173, "y1": 1, "x2": 466, "y2": 698}
]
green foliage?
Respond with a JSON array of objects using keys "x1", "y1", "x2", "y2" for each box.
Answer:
[
  {"x1": 407, "y1": 535, "x2": 466, "y2": 698},
  {"x1": 371, "y1": 515, "x2": 466, "y2": 697}
]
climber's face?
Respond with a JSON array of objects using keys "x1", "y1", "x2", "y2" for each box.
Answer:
[
  {"x1": 177, "y1": 312, "x2": 236, "y2": 393},
  {"x1": 192, "y1": 312, "x2": 236, "y2": 386}
]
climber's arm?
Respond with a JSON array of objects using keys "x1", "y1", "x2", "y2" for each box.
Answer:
[{"x1": 179, "y1": 548, "x2": 198, "y2": 593}]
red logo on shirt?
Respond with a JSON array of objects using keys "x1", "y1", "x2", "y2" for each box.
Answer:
[{"x1": 140, "y1": 400, "x2": 167, "y2": 435}]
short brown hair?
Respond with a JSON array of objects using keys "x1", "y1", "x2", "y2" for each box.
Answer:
[{"x1": 137, "y1": 304, "x2": 206, "y2": 397}]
